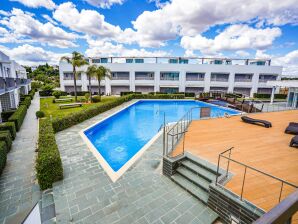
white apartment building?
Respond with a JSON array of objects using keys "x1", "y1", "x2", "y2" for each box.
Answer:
[
  {"x1": 59, "y1": 57, "x2": 282, "y2": 97},
  {"x1": 0, "y1": 51, "x2": 31, "y2": 114}
]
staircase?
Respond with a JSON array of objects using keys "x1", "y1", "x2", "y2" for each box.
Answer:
[{"x1": 169, "y1": 153, "x2": 222, "y2": 224}]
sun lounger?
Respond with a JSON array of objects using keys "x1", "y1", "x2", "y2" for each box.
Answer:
[
  {"x1": 290, "y1": 135, "x2": 298, "y2": 147},
  {"x1": 285, "y1": 122, "x2": 298, "y2": 135},
  {"x1": 59, "y1": 103, "x2": 82, "y2": 109},
  {"x1": 241, "y1": 116, "x2": 272, "y2": 128}
]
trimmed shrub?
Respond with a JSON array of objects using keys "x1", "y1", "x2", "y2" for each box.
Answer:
[
  {"x1": 91, "y1": 96, "x2": 101, "y2": 103},
  {"x1": 0, "y1": 130, "x2": 12, "y2": 152},
  {"x1": 1, "y1": 110, "x2": 16, "y2": 122},
  {"x1": 0, "y1": 122, "x2": 16, "y2": 140},
  {"x1": 8, "y1": 105, "x2": 27, "y2": 131},
  {"x1": 120, "y1": 91, "x2": 142, "y2": 96},
  {"x1": 39, "y1": 90, "x2": 53, "y2": 97},
  {"x1": 20, "y1": 96, "x2": 31, "y2": 108},
  {"x1": 28, "y1": 89, "x2": 35, "y2": 99},
  {"x1": 36, "y1": 119, "x2": 63, "y2": 190},
  {"x1": 0, "y1": 141, "x2": 7, "y2": 175},
  {"x1": 52, "y1": 90, "x2": 62, "y2": 99},
  {"x1": 185, "y1": 92, "x2": 195, "y2": 97},
  {"x1": 253, "y1": 93, "x2": 287, "y2": 99},
  {"x1": 70, "y1": 91, "x2": 89, "y2": 96},
  {"x1": 36, "y1": 111, "x2": 45, "y2": 119},
  {"x1": 52, "y1": 94, "x2": 184, "y2": 132},
  {"x1": 31, "y1": 81, "x2": 42, "y2": 90}
]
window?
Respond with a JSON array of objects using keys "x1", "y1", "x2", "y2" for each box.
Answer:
[
  {"x1": 214, "y1": 60, "x2": 223, "y2": 64},
  {"x1": 169, "y1": 59, "x2": 178, "y2": 64},
  {"x1": 100, "y1": 58, "x2": 108, "y2": 63},
  {"x1": 135, "y1": 59, "x2": 144, "y2": 63},
  {"x1": 126, "y1": 59, "x2": 133, "y2": 63},
  {"x1": 179, "y1": 58, "x2": 188, "y2": 64},
  {"x1": 160, "y1": 72, "x2": 179, "y2": 81},
  {"x1": 92, "y1": 59, "x2": 101, "y2": 63}
]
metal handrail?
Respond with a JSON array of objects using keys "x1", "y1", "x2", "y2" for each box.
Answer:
[{"x1": 216, "y1": 147, "x2": 298, "y2": 203}]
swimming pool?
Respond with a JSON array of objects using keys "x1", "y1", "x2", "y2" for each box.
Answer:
[{"x1": 81, "y1": 100, "x2": 239, "y2": 181}]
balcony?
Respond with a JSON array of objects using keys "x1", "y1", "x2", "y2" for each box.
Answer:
[
  {"x1": 135, "y1": 72, "x2": 154, "y2": 80},
  {"x1": 160, "y1": 72, "x2": 179, "y2": 81},
  {"x1": 63, "y1": 73, "x2": 81, "y2": 80},
  {"x1": 111, "y1": 72, "x2": 129, "y2": 80},
  {"x1": 235, "y1": 74, "x2": 252, "y2": 82},
  {"x1": 211, "y1": 73, "x2": 229, "y2": 82},
  {"x1": 5, "y1": 78, "x2": 16, "y2": 90},
  {"x1": 259, "y1": 75, "x2": 277, "y2": 83},
  {"x1": 186, "y1": 73, "x2": 204, "y2": 81}
]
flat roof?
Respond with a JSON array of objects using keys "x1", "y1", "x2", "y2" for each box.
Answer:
[{"x1": 173, "y1": 110, "x2": 298, "y2": 213}]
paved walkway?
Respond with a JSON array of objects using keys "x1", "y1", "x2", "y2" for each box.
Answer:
[
  {"x1": 0, "y1": 94, "x2": 40, "y2": 224},
  {"x1": 53, "y1": 101, "x2": 212, "y2": 224}
]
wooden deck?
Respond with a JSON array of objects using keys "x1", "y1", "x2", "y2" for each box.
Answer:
[{"x1": 173, "y1": 110, "x2": 298, "y2": 220}]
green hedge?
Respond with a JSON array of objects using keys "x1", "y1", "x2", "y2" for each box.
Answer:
[
  {"x1": 20, "y1": 96, "x2": 31, "y2": 108},
  {"x1": 8, "y1": 105, "x2": 27, "y2": 131},
  {"x1": 120, "y1": 91, "x2": 142, "y2": 96},
  {"x1": 0, "y1": 122, "x2": 16, "y2": 140},
  {"x1": 36, "y1": 119, "x2": 63, "y2": 190},
  {"x1": 52, "y1": 94, "x2": 184, "y2": 132},
  {"x1": 0, "y1": 141, "x2": 7, "y2": 175},
  {"x1": 1, "y1": 110, "x2": 16, "y2": 122},
  {"x1": 0, "y1": 130, "x2": 12, "y2": 152},
  {"x1": 253, "y1": 93, "x2": 287, "y2": 99},
  {"x1": 28, "y1": 89, "x2": 35, "y2": 99}
]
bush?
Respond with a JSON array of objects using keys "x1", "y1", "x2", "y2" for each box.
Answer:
[
  {"x1": 36, "y1": 119, "x2": 63, "y2": 190},
  {"x1": 52, "y1": 94, "x2": 184, "y2": 132},
  {"x1": 0, "y1": 141, "x2": 7, "y2": 175},
  {"x1": 42, "y1": 84, "x2": 55, "y2": 91},
  {"x1": 1, "y1": 110, "x2": 16, "y2": 122},
  {"x1": 85, "y1": 93, "x2": 90, "y2": 102},
  {"x1": 253, "y1": 93, "x2": 287, "y2": 99},
  {"x1": 36, "y1": 111, "x2": 45, "y2": 119},
  {"x1": 91, "y1": 95, "x2": 101, "y2": 103},
  {"x1": 0, "y1": 122, "x2": 16, "y2": 140},
  {"x1": 8, "y1": 105, "x2": 27, "y2": 131},
  {"x1": 185, "y1": 92, "x2": 195, "y2": 97},
  {"x1": 39, "y1": 90, "x2": 53, "y2": 97},
  {"x1": 28, "y1": 89, "x2": 35, "y2": 99},
  {"x1": 52, "y1": 90, "x2": 62, "y2": 99},
  {"x1": 120, "y1": 91, "x2": 142, "y2": 96},
  {"x1": 20, "y1": 96, "x2": 31, "y2": 108},
  {"x1": 0, "y1": 130, "x2": 12, "y2": 152},
  {"x1": 70, "y1": 91, "x2": 89, "y2": 96},
  {"x1": 31, "y1": 81, "x2": 42, "y2": 90}
]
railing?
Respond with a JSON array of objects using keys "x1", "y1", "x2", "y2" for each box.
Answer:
[
  {"x1": 253, "y1": 189, "x2": 298, "y2": 224},
  {"x1": 210, "y1": 78, "x2": 229, "y2": 82},
  {"x1": 234, "y1": 78, "x2": 252, "y2": 82},
  {"x1": 216, "y1": 147, "x2": 298, "y2": 204},
  {"x1": 111, "y1": 76, "x2": 129, "y2": 80},
  {"x1": 185, "y1": 77, "x2": 205, "y2": 81},
  {"x1": 135, "y1": 76, "x2": 154, "y2": 80},
  {"x1": 160, "y1": 77, "x2": 179, "y2": 81}
]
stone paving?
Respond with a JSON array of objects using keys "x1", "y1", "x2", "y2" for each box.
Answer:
[
  {"x1": 0, "y1": 93, "x2": 40, "y2": 224},
  {"x1": 53, "y1": 100, "x2": 213, "y2": 224}
]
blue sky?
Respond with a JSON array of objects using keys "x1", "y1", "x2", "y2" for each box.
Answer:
[{"x1": 0, "y1": 0, "x2": 298, "y2": 75}]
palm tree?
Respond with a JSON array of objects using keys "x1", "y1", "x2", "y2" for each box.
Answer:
[
  {"x1": 94, "y1": 65, "x2": 111, "y2": 101},
  {"x1": 61, "y1": 51, "x2": 88, "y2": 102},
  {"x1": 86, "y1": 65, "x2": 97, "y2": 102}
]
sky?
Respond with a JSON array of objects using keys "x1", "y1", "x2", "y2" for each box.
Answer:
[{"x1": 0, "y1": 0, "x2": 298, "y2": 76}]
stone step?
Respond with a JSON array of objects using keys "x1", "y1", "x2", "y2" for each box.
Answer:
[
  {"x1": 196, "y1": 207, "x2": 220, "y2": 224},
  {"x1": 176, "y1": 167, "x2": 210, "y2": 192},
  {"x1": 180, "y1": 160, "x2": 217, "y2": 182},
  {"x1": 171, "y1": 173, "x2": 209, "y2": 204}
]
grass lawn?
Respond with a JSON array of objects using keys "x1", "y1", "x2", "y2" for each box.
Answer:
[{"x1": 40, "y1": 96, "x2": 117, "y2": 119}]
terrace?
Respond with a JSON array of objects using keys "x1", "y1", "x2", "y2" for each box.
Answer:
[{"x1": 171, "y1": 110, "x2": 298, "y2": 221}]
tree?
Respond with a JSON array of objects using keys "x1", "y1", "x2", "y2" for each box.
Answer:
[
  {"x1": 60, "y1": 52, "x2": 88, "y2": 102},
  {"x1": 86, "y1": 65, "x2": 97, "y2": 102},
  {"x1": 95, "y1": 66, "x2": 111, "y2": 101}
]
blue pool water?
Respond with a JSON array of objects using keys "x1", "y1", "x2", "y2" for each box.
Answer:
[{"x1": 84, "y1": 100, "x2": 239, "y2": 172}]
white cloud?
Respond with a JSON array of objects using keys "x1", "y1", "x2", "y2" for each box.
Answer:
[
  {"x1": 0, "y1": 8, "x2": 78, "y2": 48},
  {"x1": 10, "y1": 0, "x2": 56, "y2": 10},
  {"x1": 235, "y1": 50, "x2": 250, "y2": 57},
  {"x1": 53, "y1": 2, "x2": 122, "y2": 38},
  {"x1": 180, "y1": 24, "x2": 282, "y2": 55},
  {"x1": 0, "y1": 44, "x2": 67, "y2": 65},
  {"x1": 83, "y1": 0, "x2": 124, "y2": 8},
  {"x1": 85, "y1": 38, "x2": 169, "y2": 57},
  {"x1": 0, "y1": 10, "x2": 11, "y2": 17},
  {"x1": 130, "y1": 0, "x2": 298, "y2": 47},
  {"x1": 42, "y1": 14, "x2": 58, "y2": 25}
]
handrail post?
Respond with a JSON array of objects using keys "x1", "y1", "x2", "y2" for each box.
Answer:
[
  {"x1": 240, "y1": 166, "x2": 247, "y2": 200},
  {"x1": 216, "y1": 154, "x2": 221, "y2": 185},
  {"x1": 163, "y1": 113, "x2": 166, "y2": 156},
  {"x1": 279, "y1": 182, "x2": 284, "y2": 202},
  {"x1": 226, "y1": 148, "x2": 232, "y2": 177},
  {"x1": 182, "y1": 132, "x2": 186, "y2": 155}
]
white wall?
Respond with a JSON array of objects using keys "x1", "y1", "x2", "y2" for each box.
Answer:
[{"x1": 59, "y1": 61, "x2": 283, "y2": 97}]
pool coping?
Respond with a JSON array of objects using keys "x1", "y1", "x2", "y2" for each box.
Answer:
[{"x1": 79, "y1": 99, "x2": 241, "y2": 182}]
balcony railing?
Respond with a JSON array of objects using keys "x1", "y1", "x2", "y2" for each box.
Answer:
[
  {"x1": 135, "y1": 76, "x2": 154, "y2": 80},
  {"x1": 235, "y1": 78, "x2": 252, "y2": 82},
  {"x1": 160, "y1": 77, "x2": 179, "y2": 81},
  {"x1": 211, "y1": 78, "x2": 229, "y2": 82},
  {"x1": 259, "y1": 79, "x2": 277, "y2": 83},
  {"x1": 186, "y1": 77, "x2": 204, "y2": 81},
  {"x1": 111, "y1": 76, "x2": 129, "y2": 80}
]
